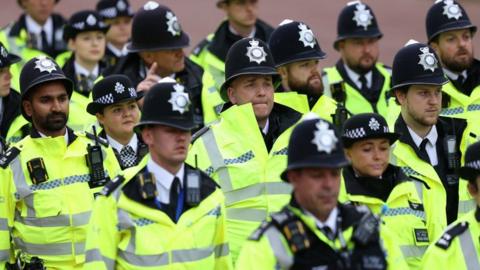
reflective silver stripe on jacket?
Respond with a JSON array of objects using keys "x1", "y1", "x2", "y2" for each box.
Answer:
[
  {"x1": 459, "y1": 228, "x2": 480, "y2": 270},
  {"x1": 10, "y1": 156, "x2": 32, "y2": 199},
  {"x1": 85, "y1": 248, "x2": 115, "y2": 270},
  {"x1": 0, "y1": 218, "x2": 8, "y2": 231},
  {"x1": 201, "y1": 129, "x2": 233, "y2": 192},
  {"x1": 0, "y1": 250, "x2": 10, "y2": 261},
  {"x1": 13, "y1": 238, "x2": 85, "y2": 256},
  {"x1": 226, "y1": 208, "x2": 268, "y2": 222},
  {"x1": 399, "y1": 245, "x2": 427, "y2": 258},
  {"x1": 14, "y1": 210, "x2": 91, "y2": 227},
  {"x1": 224, "y1": 182, "x2": 292, "y2": 206},
  {"x1": 458, "y1": 199, "x2": 476, "y2": 215},
  {"x1": 265, "y1": 227, "x2": 293, "y2": 268},
  {"x1": 412, "y1": 180, "x2": 424, "y2": 205}
]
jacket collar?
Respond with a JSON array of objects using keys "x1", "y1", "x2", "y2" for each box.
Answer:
[{"x1": 30, "y1": 126, "x2": 76, "y2": 145}]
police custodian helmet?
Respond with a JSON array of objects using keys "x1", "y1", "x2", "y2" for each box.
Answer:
[
  {"x1": 221, "y1": 37, "x2": 277, "y2": 100},
  {"x1": 127, "y1": 1, "x2": 189, "y2": 52},
  {"x1": 342, "y1": 113, "x2": 399, "y2": 148},
  {"x1": 334, "y1": 0, "x2": 382, "y2": 50},
  {"x1": 459, "y1": 141, "x2": 480, "y2": 182},
  {"x1": 135, "y1": 78, "x2": 196, "y2": 131},
  {"x1": 19, "y1": 56, "x2": 73, "y2": 120},
  {"x1": 391, "y1": 40, "x2": 448, "y2": 90},
  {"x1": 426, "y1": 0, "x2": 477, "y2": 43},
  {"x1": 281, "y1": 114, "x2": 349, "y2": 181},
  {"x1": 268, "y1": 19, "x2": 326, "y2": 67}
]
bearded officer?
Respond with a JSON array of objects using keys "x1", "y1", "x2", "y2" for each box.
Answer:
[
  {"x1": 235, "y1": 116, "x2": 407, "y2": 269},
  {"x1": 0, "y1": 56, "x2": 120, "y2": 269},
  {"x1": 84, "y1": 79, "x2": 232, "y2": 269}
]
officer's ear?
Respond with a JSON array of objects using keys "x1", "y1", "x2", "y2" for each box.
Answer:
[
  {"x1": 227, "y1": 86, "x2": 237, "y2": 104},
  {"x1": 394, "y1": 87, "x2": 408, "y2": 106},
  {"x1": 141, "y1": 126, "x2": 154, "y2": 146},
  {"x1": 95, "y1": 112, "x2": 105, "y2": 125},
  {"x1": 138, "y1": 51, "x2": 153, "y2": 66},
  {"x1": 467, "y1": 178, "x2": 479, "y2": 197},
  {"x1": 22, "y1": 99, "x2": 33, "y2": 118},
  {"x1": 429, "y1": 40, "x2": 440, "y2": 56},
  {"x1": 344, "y1": 148, "x2": 353, "y2": 162},
  {"x1": 67, "y1": 38, "x2": 77, "y2": 51},
  {"x1": 277, "y1": 66, "x2": 288, "y2": 80}
]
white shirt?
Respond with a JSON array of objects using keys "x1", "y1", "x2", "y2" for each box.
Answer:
[
  {"x1": 107, "y1": 42, "x2": 128, "y2": 57},
  {"x1": 261, "y1": 118, "x2": 270, "y2": 135},
  {"x1": 25, "y1": 15, "x2": 53, "y2": 46},
  {"x1": 147, "y1": 158, "x2": 185, "y2": 204},
  {"x1": 305, "y1": 207, "x2": 338, "y2": 236},
  {"x1": 407, "y1": 125, "x2": 439, "y2": 166},
  {"x1": 38, "y1": 130, "x2": 69, "y2": 144},
  {"x1": 343, "y1": 63, "x2": 372, "y2": 89},
  {"x1": 106, "y1": 133, "x2": 138, "y2": 154},
  {"x1": 443, "y1": 68, "x2": 468, "y2": 83},
  {"x1": 229, "y1": 24, "x2": 256, "y2": 38},
  {"x1": 74, "y1": 61, "x2": 99, "y2": 78}
]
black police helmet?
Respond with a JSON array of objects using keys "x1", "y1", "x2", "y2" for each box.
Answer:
[
  {"x1": 269, "y1": 20, "x2": 326, "y2": 67},
  {"x1": 96, "y1": 0, "x2": 134, "y2": 21},
  {"x1": 342, "y1": 113, "x2": 399, "y2": 148},
  {"x1": 281, "y1": 114, "x2": 349, "y2": 182},
  {"x1": 459, "y1": 141, "x2": 480, "y2": 182},
  {"x1": 87, "y1": 74, "x2": 142, "y2": 115},
  {"x1": 63, "y1": 10, "x2": 110, "y2": 41},
  {"x1": 221, "y1": 37, "x2": 277, "y2": 100},
  {"x1": 426, "y1": 0, "x2": 476, "y2": 43},
  {"x1": 0, "y1": 42, "x2": 21, "y2": 69},
  {"x1": 20, "y1": 56, "x2": 73, "y2": 121},
  {"x1": 334, "y1": 1, "x2": 382, "y2": 50},
  {"x1": 135, "y1": 78, "x2": 196, "y2": 131},
  {"x1": 127, "y1": 1, "x2": 189, "y2": 52},
  {"x1": 391, "y1": 41, "x2": 448, "y2": 90}
]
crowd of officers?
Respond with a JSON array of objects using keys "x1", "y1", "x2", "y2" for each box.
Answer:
[{"x1": 1, "y1": 0, "x2": 480, "y2": 269}]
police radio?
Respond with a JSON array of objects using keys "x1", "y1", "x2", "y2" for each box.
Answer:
[
  {"x1": 330, "y1": 82, "x2": 348, "y2": 134},
  {"x1": 444, "y1": 135, "x2": 459, "y2": 186},
  {"x1": 186, "y1": 169, "x2": 201, "y2": 206},
  {"x1": 86, "y1": 126, "x2": 108, "y2": 188}
]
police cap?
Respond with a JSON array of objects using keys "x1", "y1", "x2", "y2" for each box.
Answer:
[
  {"x1": 127, "y1": 1, "x2": 189, "y2": 52},
  {"x1": 334, "y1": 1, "x2": 382, "y2": 50},
  {"x1": 426, "y1": 0, "x2": 476, "y2": 43},
  {"x1": 135, "y1": 78, "x2": 196, "y2": 131},
  {"x1": 0, "y1": 42, "x2": 21, "y2": 69},
  {"x1": 281, "y1": 114, "x2": 349, "y2": 181},
  {"x1": 459, "y1": 141, "x2": 480, "y2": 182},
  {"x1": 221, "y1": 37, "x2": 277, "y2": 100},
  {"x1": 342, "y1": 113, "x2": 399, "y2": 148},
  {"x1": 87, "y1": 74, "x2": 142, "y2": 115},
  {"x1": 96, "y1": 0, "x2": 134, "y2": 21},
  {"x1": 63, "y1": 10, "x2": 110, "y2": 41},
  {"x1": 269, "y1": 19, "x2": 326, "y2": 67}
]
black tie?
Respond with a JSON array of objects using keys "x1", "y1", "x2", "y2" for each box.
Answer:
[
  {"x1": 40, "y1": 29, "x2": 49, "y2": 52},
  {"x1": 419, "y1": 138, "x2": 431, "y2": 163},
  {"x1": 359, "y1": 75, "x2": 369, "y2": 93},
  {"x1": 457, "y1": 74, "x2": 465, "y2": 86},
  {"x1": 168, "y1": 177, "x2": 182, "y2": 222},
  {"x1": 321, "y1": 226, "x2": 335, "y2": 241}
]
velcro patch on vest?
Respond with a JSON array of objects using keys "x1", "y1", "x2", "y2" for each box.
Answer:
[
  {"x1": 435, "y1": 221, "x2": 469, "y2": 250},
  {"x1": 413, "y1": 228, "x2": 429, "y2": 244},
  {"x1": 0, "y1": 147, "x2": 20, "y2": 168},
  {"x1": 408, "y1": 201, "x2": 424, "y2": 211}
]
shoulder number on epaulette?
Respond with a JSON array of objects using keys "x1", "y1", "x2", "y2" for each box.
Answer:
[
  {"x1": 249, "y1": 220, "x2": 272, "y2": 241},
  {"x1": 0, "y1": 147, "x2": 21, "y2": 169},
  {"x1": 435, "y1": 221, "x2": 469, "y2": 250},
  {"x1": 191, "y1": 38, "x2": 210, "y2": 56}
]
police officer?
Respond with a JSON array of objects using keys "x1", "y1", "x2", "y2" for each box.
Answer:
[
  {"x1": 190, "y1": 0, "x2": 273, "y2": 90},
  {"x1": 105, "y1": 1, "x2": 205, "y2": 126},
  {"x1": 0, "y1": 55, "x2": 120, "y2": 269},
  {"x1": 87, "y1": 74, "x2": 147, "y2": 169},
  {"x1": 341, "y1": 113, "x2": 433, "y2": 269},
  {"x1": 0, "y1": 42, "x2": 29, "y2": 144},
  {"x1": 2, "y1": 0, "x2": 67, "y2": 58},
  {"x1": 390, "y1": 41, "x2": 476, "y2": 230},
  {"x1": 426, "y1": 0, "x2": 480, "y2": 119},
  {"x1": 235, "y1": 116, "x2": 405, "y2": 269},
  {"x1": 323, "y1": 1, "x2": 395, "y2": 119},
  {"x1": 421, "y1": 141, "x2": 480, "y2": 269},
  {"x1": 83, "y1": 79, "x2": 232, "y2": 269},
  {"x1": 188, "y1": 37, "x2": 301, "y2": 263},
  {"x1": 96, "y1": 0, "x2": 134, "y2": 68},
  {"x1": 60, "y1": 10, "x2": 110, "y2": 132},
  {"x1": 268, "y1": 19, "x2": 337, "y2": 122}
]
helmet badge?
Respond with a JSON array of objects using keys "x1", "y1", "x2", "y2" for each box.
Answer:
[
  {"x1": 368, "y1": 117, "x2": 380, "y2": 131},
  {"x1": 168, "y1": 83, "x2": 190, "y2": 114},
  {"x1": 117, "y1": 0, "x2": 127, "y2": 11},
  {"x1": 166, "y1": 11, "x2": 181, "y2": 36},
  {"x1": 418, "y1": 47, "x2": 438, "y2": 72},
  {"x1": 312, "y1": 120, "x2": 338, "y2": 154},
  {"x1": 34, "y1": 56, "x2": 57, "y2": 74},
  {"x1": 353, "y1": 3, "x2": 373, "y2": 30},
  {"x1": 143, "y1": 1, "x2": 159, "y2": 11},
  {"x1": 86, "y1": 14, "x2": 97, "y2": 26},
  {"x1": 443, "y1": 0, "x2": 462, "y2": 20},
  {"x1": 246, "y1": 39, "x2": 267, "y2": 64},
  {"x1": 114, "y1": 82, "x2": 125, "y2": 94},
  {"x1": 298, "y1": 23, "x2": 316, "y2": 48}
]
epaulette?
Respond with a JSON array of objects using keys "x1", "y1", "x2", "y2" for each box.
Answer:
[
  {"x1": 100, "y1": 175, "x2": 126, "y2": 197},
  {"x1": 435, "y1": 221, "x2": 469, "y2": 250},
  {"x1": 191, "y1": 125, "x2": 211, "y2": 143},
  {"x1": 84, "y1": 132, "x2": 109, "y2": 147},
  {"x1": 248, "y1": 220, "x2": 272, "y2": 241},
  {"x1": 191, "y1": 38, "x2": 210, "y2": 56},
  {"x1": 0, "y1": 146, "x2": 21, "y2": 169}
]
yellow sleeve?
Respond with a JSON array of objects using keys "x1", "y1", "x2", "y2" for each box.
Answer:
[
  {"x1": 380, "y1": 226, "x2": 410, "y2": 270},
  {"x1": 83, "y1": 195, "x2": 120, "y2": 270},
  {"x1": 235, "y1": 235, "x2": 280, "y2": 270},
  {"x1": 0, "y1": 168, "x2": 15, "y2": 268},
  {"x1": 421, "y1": 238, "x2": 465, "y2": 269},
  {"x1": 213, "y1": 192, "x2": 233, "y2": 270}
]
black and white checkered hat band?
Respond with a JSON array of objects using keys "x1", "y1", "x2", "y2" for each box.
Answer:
[
  {"x1": 99, "y1": 7, "x2": 118, "y2": 19},
  {"x1": 95, "y1": 93, "x2": 114, "y2": 104},
  {"x1": 73, "y1": 22, "x2": 86, "y2": 30},
  {"x1": 466, "y1": 160, "x2": 480, "y2": 170},
  {"x1": 344, "y1": 127, "x2": 366, "y2": 139}
]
